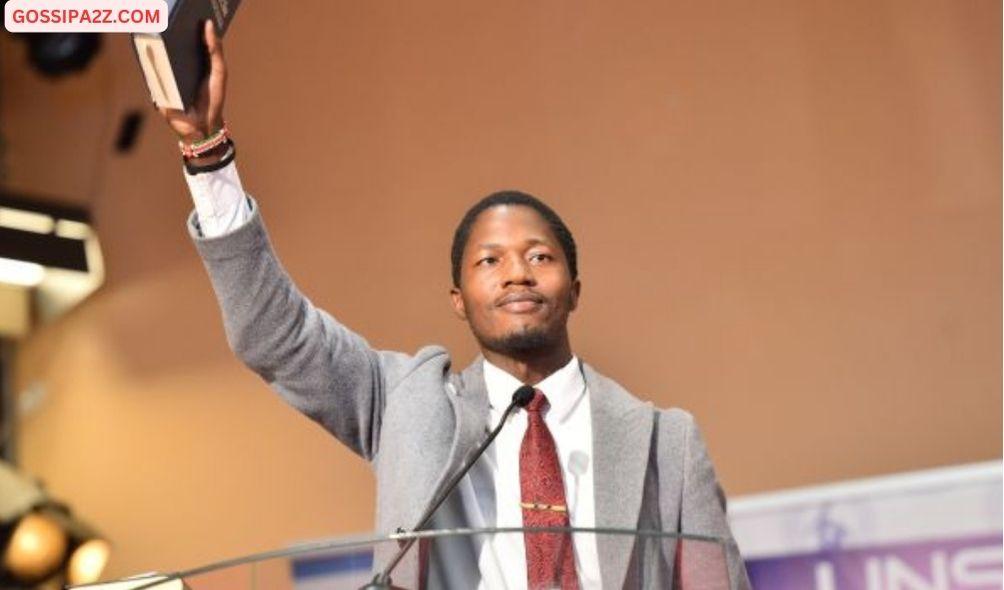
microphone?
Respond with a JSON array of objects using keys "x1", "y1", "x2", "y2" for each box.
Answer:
[
  {"x1": 363, "y1": 385, "x2": 536, "y2": 589},
  {"x1": 511, "y1": 384, "x2": 536, "y2": 408}
]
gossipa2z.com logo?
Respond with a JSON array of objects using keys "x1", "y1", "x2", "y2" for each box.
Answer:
[{"x1": 5, "y1": 0, "x2": 168, "y2": 33}]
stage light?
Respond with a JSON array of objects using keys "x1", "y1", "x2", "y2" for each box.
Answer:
[
  {"x1": 67, "y1": 538, "x2": 111, "y2": 585},
  {"x1": 43, "y1": 506, "x2": 111, "y2": 585},
  {"x1": 54, "y1": 220, "x2": 92, "y2": 240},
  {"x1": 0, "y1": 258, "x2": 45, "y2": 288},
  {"x1": 0, "y1": 463, "x2": 110, "y2": 587},
  {"x1": 0, "y1": 208, "x2": 54, "y2": 234},
  {"x1": 3, "y1": 512, "x2": 68, "y2": 583},
  {"x1": 0, "y1": 194, "x2": 104, "y2": 337}
]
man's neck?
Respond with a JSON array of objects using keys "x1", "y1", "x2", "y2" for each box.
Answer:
[{"x1": 481, "y1": 342, "x2": 574, "y2": 385}]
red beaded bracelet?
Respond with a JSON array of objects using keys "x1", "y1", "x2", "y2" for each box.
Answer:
[{"x1": 179, "y1": 123, "x2": 231, "y2": 159}]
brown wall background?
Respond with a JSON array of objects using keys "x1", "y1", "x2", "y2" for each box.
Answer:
[{"x1": 2, "y1": 0, "x2": 1000, "y2": 580}]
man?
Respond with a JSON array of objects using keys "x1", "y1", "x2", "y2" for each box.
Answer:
[{"x1": 158, "y1": 22, "x2": 751, "y2": 590}]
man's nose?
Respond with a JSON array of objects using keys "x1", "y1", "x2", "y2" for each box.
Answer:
[{"x1": 502, "y1": 256, "x2": 535, "y2": 287}]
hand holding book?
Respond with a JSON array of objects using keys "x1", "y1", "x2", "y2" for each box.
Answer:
[{"x1": 156, "y1": 20, "x2": 228, "y2": 163}]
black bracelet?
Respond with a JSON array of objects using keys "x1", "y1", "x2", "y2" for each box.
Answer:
[{"x1": 183, "y1": 140, "x2": 237, "y2": 175}]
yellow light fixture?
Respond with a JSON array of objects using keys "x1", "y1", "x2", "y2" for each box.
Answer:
[
  {"x1": 2, "y1": 512, "x2": 68, "y2": 582},
  {"x1": 0, "y1": 463, "x2": 111, "y2": 585},
  {"x1": 67, "y1": 538, "x2": 111, "y2": 585}
]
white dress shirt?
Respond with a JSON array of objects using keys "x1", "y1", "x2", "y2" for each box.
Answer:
[
  {"x1": 183, "y1": 162, "x2": 601, "y2": 588},
  {"x1": 463, "y1": 357, "x2": 601, "y2": 589}
]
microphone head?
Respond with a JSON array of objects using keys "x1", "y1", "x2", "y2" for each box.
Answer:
[
  {"x1": 568, "y1": 450, "x2": 589, "y2": 477},
  {"x1": 512, "y1": 385, "x2": 536, "y2": 408}
]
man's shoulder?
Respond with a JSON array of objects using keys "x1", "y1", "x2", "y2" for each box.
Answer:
[
  {"x1": 581, "y1": 361, "x2": 645, "y2": 406},
  {"x1": 582, "y1": 360, "x2": 696, "y2": 433},
  {"x1": 377, "y1": 344, "x2": 453, "y2": 391},
  {"x1": 583, "y1": 362, "x2": 691, "y2": 413},
  {"x1": 656, "y1": 406, "x2": 696, "y2": 429}
]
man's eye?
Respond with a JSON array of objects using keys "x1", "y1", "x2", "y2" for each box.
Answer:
[
  {"x1": 477, "y1": 256, "x2": 498, "y2": 266},
  {"x1": 530, "y1": 253, "x2": 552, "y2": 263}
]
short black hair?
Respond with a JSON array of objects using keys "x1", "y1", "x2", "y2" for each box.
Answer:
[{"x1": 450, "y1": 190, "x2": 578, "y2": 288}]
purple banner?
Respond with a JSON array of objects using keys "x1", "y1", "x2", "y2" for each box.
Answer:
[{"x1": 746, "y1": 534, "x2": 1002, "y2": 590}]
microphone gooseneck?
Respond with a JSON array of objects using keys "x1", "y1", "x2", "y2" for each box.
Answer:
[{"x1": 363, "y1": 384, "x2": 535, "y2": 589}]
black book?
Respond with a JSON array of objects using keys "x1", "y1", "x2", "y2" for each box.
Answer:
[{"x1": 132, "y1": 0, "x2": 241, "y2": 111}]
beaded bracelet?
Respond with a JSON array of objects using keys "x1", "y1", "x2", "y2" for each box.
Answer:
[
  {"x1": 183, "y1": 140, "x2": 237, "y2": 176},
  {"x1": 179, "y1": 122, "x2": 231, "y2": 158}
]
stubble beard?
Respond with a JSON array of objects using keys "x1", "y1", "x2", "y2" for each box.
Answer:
[{"x1": 480, "y1": 324, "x2": 554, "y2": 356}]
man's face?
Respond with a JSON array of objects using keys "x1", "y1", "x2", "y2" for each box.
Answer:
[{"x1": 450, "y1": 205, "x2": 580, "y2": 356}]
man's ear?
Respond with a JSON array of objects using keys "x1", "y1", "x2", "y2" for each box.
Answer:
[
  {"x1": 569, "y1": 279, "x2": 581, "y2": 312},
  {"x1": 450, "y1": 287, "x2": 468, "y2": 321}
]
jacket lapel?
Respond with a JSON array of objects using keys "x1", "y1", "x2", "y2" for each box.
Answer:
[
  {"x1": 430, "y1": 357, "x2": 654, "y2": 589},
  {"x1": 430, "y1": 356, "x2": 490, "y2": 501},
  {"x1": 584, "y1": 361, "x2": 655, "y2": 589}
]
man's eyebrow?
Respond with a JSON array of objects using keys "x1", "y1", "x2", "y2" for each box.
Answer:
[{"x1": 474, "y1": 238, "x2": 552, "y2": 250}]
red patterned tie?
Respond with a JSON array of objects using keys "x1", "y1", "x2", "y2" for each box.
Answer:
[{"x1": 520, "y1": 390, "x2": 580, "y2": 590}]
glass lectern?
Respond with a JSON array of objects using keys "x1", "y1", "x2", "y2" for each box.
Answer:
[{"x1": 69, "y1": 527, "x2": 732, "y2": 589}]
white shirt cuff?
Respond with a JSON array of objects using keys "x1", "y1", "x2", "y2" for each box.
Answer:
[{"x1": 183, "y1": 159, "x2": 252, "y2": 238}]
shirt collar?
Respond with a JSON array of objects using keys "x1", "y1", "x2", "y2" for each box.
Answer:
[{"x1": 483, "y1": 355, "x2": 585, "y2": 422}]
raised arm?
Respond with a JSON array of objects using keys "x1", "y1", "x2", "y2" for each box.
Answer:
[
  {"x1": 153, "y1": 21, "x2": 424, "y2": 461},
  {"x1": 190, "y1": 202, "x2": 394, "y2": 460}
]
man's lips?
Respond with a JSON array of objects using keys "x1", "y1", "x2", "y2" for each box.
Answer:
[{"x1": 496, "y1": 292, "x2": 545, "y2": 312}]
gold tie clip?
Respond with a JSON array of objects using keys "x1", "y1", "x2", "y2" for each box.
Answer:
[{"x1": 520, "y1": 502, "x2": 568, "y2": 513}]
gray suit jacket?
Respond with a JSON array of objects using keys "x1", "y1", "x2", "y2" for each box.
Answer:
[{"x1": 188, "y1": 199, "x2": 752, "y2": 589}]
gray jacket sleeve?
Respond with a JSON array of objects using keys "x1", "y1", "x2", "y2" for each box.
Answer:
[
  {"x1": 680, "y1": 414, "x2": 752, "y2": 590},
  {"x1": 187, "y1": 197, "x2": 418, "y2": 461}
]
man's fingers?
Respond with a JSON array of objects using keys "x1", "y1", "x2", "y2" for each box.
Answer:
[
  {"x1": 204, "y1": 20, "x2": 223, "y2": 57},
  {"x1": 203, "y1": 19, "x2": 214, "y2": 47},
  {"x1": 158, "y1": 105, "x2": 193, "y2": 130},
  {"x1": 158, "y1": 105, "x2": 183, "y2": 118},
  {"x1": 203, "y1": 19, "x2": 226, "y2": 79}
]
